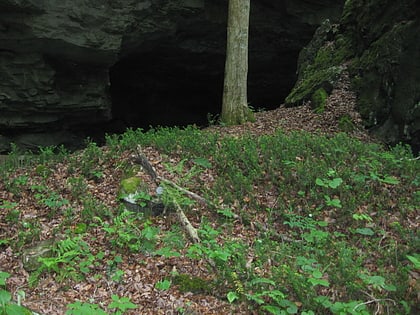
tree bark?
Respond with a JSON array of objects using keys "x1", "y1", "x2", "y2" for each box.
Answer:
[{"x1": 221, "y1": 0, "x2": 254, "y2": 125}]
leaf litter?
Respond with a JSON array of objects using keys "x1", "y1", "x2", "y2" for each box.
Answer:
[{"x1": 0, "y1": 71, "x2": 418, "y2": 314}]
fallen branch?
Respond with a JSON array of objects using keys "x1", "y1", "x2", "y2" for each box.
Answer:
[
  {"x1": 132, "y1": 149, "x2": 208, "y2": 206},
  {"x1": 132, "y1": 145, "x2": 201, "y2": 243},
  {"x1": 173, "y1": 198, "x2": 200, "y2": 243},
  {"x1": 132, "y1": 149, "x2": 157, "y2": 181},
  {"x1": 157, "y1": 176, "x2": 208, "y2": 206}
]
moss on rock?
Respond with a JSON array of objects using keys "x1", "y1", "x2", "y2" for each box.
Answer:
[
  {"x1": 173, "y1": 274, "x2": 212, "y2": 294},
  {"x1": 350, "y1": 20, "x2": 419, "y2": 128},
  {"x1": 286, "y1": 0, "x2": 419, "y2": 150},
  {"x1": 22, "y1": 239, "x2": 55, "y2": 272},
  {"x1": 118, "y1": 176, "x2": 143, "y2": 197},
  {"x1": 285, "y1": 20, "x2": 353, "y2": 106},
  {"x1": 311, "y1": 87, "x2": 328, "y2": 113}
]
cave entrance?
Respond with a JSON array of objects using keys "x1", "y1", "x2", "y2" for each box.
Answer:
[
  {"x1": 109, "y1": 51, "x2": 224, "y2": 130},
  {"x1": 109, "y1": 46, "x2": 299, "y2": 131}
]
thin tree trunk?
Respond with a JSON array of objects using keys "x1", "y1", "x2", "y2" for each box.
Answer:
[{"x1": 221, "y1": 0, "x2": 254, "y2": 125}]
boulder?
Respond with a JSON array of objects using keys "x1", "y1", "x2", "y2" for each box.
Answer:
[
  {"x1": 21, "y1": 239, "x2": 55, "y2": 272},
  {"x1": 286, "y1": 0, "x2": 420, "y2": 152},
  {"x1": 118, "y1": 176, "x2": 164, "y2": 216}
]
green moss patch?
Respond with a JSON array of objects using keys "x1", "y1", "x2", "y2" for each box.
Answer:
[
  {"x1": 119, "y1": 176, "x2": 143, "y2": 197},
  {"x1": 173, "y1": 274, "x2": 213, "y2": 294},
  {"x1": 311, "y1": 88, "x2": 328, "y2": 113},
  {"x1": 286, "y1": 30, "x2": 353, "y2": 106}
]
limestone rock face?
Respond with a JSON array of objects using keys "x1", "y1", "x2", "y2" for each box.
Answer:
[
  {"x1": 0, "y1": 0, "x2": 137, "y2": 147},
  {"x1": 286, "y1": 0, "x2": 419, "y2": 151},
  {"x1": 0, "y1": 0, "x2": 344, "y2": 151}
]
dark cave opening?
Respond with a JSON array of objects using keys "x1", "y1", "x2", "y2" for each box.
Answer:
[
  {"x1": 109, "y1": 48, "x2": 298, "y2": 131},
  {"x1": 109, "y1": 51, "x2": 225, "y2": 130}
]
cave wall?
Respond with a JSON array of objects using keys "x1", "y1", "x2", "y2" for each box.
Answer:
[
  {"x1": 0, "y1": 0, "x2": 344, "y2": 151},
  {"x1": 286, "y1": 0, "x2": 420, "y2": 152}
]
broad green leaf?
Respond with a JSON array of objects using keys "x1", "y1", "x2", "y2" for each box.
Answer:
[
  {"x1": 109, "y1": 295, "x2": 137, "y2": 311},
  {"x1": 287, "y1": 304, "x2": 298, "y2": 314},
  {"x1": 0, "y1": 272, "x2": 10, "y2": 286},
  {"x1": 155, "y1": 279, "x2": 171, "y2": 291},
  {"x1": 317, "y1": 220, "x2": 328, "y2": 227},
  {"x1": 383, "y1": 284, "x2": 397, "y2": 292},
  {"x1": 227, "y1": 291, "x2": 238, "y2": 303},
  {"x1": 0, "y1": 289, "x2": 11, "y2": 304},
  {"x1": 193, "y1": 157, "x2": 212, "y2": 168},
  {"x1": 308, "y1": 278, "x2": 330, "y2": 287},
  {"x1": 328, "y1": 177, "x2": 343, "y2": 188},
  {"x1": 5, "y1": 303, "x2": 33, "y2": 315},
  {"x1": 355, "y1": 228, "x2": 374, "y2": 236},
  {"x1": 364, "y1": 275, "x2": 385, "y2": 286},
  {"x1": 279, "y1": 299, "x2": 298, "y2": 314},
  {"x1": 311, "y1": 270, "x2": 323, "y2": 279},
  {"x1": 380, "y1": 176, "x2": 400, "y2": 185},
  {"x1": 66, "y1": 301, "x2": 108, "y2": 315},
  {"x1": 407, "y1": 255, "x2": 420, "y2": 269},
  {"x1": 315, "y1": 178, "x2": 327, "y2": 187}
]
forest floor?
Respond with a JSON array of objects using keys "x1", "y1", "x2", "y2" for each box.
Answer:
[{"x1": 0, "y1": 72, "x2": 418, "y2": 315}]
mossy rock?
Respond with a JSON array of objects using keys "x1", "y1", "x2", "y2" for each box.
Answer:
[
  {"x1": 118, "y1": 176, "x2": 166, "y2": 216},
  {"x1": 285, "y1": 22, "x2": 352, "y2": 106},
  {"x1": 287, "y1": 0, "x2": 419, "y2": 149},
  {"x1": 173, "y1": 274, "x2": 213, "y2": 294},
  {"x1": 311, "y1": 88, "x2": 328, "y2": 113},
  {"x1": 350, "y1": 21, "x2": 419, "y2": 128},
  {"x1": 21, "y1": 239, "x2": 55, "y2": 271},
  {"x1": 118, "y1": 176, "x2": 143, "y2": 197}
]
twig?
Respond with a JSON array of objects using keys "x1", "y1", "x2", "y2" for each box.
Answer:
[
  {"x1": 157, "y1": 176, "x2": 208, "y2": 206},
  {"x1": 132, "y1": 145, "x2": 202, "y2": 243},
  {"x1": 172, "y1": 198, "x2": 200, "y2": 243},
  {"x1": 356, "y1": 292, "x2": 396, "y2": 315},
  {"x1": 132, "y1": 145, "x2": 210, "y2": 206},
  {"x1": 132, "y1": 145, "x2": 157, "y2": 180}
]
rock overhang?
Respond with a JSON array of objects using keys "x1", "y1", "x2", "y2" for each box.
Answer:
[{"x1": 0, "y1": 0, "x2": 345, "y2": 151}]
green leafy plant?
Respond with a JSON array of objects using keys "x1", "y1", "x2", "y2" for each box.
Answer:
[
  {"x1": 30, "y1": 236, "x2": 92, "y2": 286},
  {"x1": 4, "y1": 175, "x2": 29, "y2": 197},
  {"x1": 406, "y1": 254, "x2": 420, "y2": 269},
  {"x1": 66, "y1": 301, "x2": 108, "y2": 315},
  {"x1": 2, "y1": 201, "x2": 20, "y2": 224},
  {"x1": 155, "y1": 279, "x2": 171, "y2": 291},
  {"x1": 0, "y1": 123, "x2": 418, "y2": 315},
  {"x1": 358, "y1": 273, "x2": 396, "y2": 292},
  {"x1": 99, "y1": 210, "x2": 159, "y2": 253},
  {"x1": 108, "y1": 295, "x2": 137, "y2": 315},
  {"x1": 66, "y1": 294, "x2": 137, "y2": 315},
  {"x1": 0, "y1": 272, "x2": 32, "y2": 315}
]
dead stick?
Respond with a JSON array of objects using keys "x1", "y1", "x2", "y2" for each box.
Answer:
[
  {"x1": 132, "y1": 147, "x2": 210, "y2": 206},
  {"x1": 172, "y1": 198, "x2": 200, "y2": 243},
  {"x1": 157, "y1": 176, "x2": 208, "y2": 206},
  {"x1": 132, "y1": 146, "x2": 202, "y2": 243}
]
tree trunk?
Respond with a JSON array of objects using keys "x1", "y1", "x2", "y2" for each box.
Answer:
[{"x1": 221, "y1": 0, "x2": 254, "y2": 125}]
